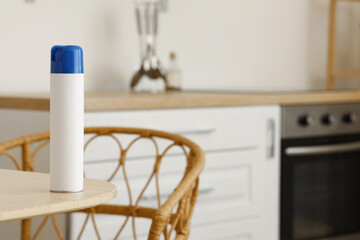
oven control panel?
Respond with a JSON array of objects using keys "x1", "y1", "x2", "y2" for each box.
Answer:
[{"x1": 282, "y1": 103, "x2": 360, "y2": 139}]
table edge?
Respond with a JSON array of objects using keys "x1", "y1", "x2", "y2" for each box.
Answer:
[{"x1": 0, "y1": 178, "x2": 117, "y2": 223}]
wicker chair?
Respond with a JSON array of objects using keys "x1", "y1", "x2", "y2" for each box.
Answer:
[{"x1": 0, "y1": 127, "x2": 205, "y2": 240}]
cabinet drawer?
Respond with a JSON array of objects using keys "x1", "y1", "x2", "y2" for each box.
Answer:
[
  {"x1": 193, "y1": 150, "x2": 262, "y2": 225},
  {"x1": 68, "y1": 216, "x2": 258, "y2": 240},
  {"x1": 83, "y1": 154, "x2": 188, "y2": 207},
  {"x1": 81, "y1": 149, "x2": 261, "y2": 223},
  {"x1": 68, "y1": 216, "x2": 259, "y2": 240},
  {"x1": 189, "y1": 219, "x2": 259, "y2": 240},
  {"x1": 68, "y1": 213, "x2": 151, "y2": 240},
  {"x1": 84, "y1": 107, "x2": 264, "y2": 162}
]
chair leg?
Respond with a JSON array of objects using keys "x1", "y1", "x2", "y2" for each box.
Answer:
[{"x1": 21, "y1": 219, "x2": 31, "y2": 240}]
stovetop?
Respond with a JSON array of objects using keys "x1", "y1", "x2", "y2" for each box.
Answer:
[{"x1": 282, "y1": 103, "x2": 360, "y2": 139}]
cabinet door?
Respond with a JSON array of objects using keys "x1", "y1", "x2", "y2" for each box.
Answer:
[
  {"x1": 191, "y1": 105, "x2": 280, "y2": 240},
  {"x1": 252, "y1": 105, "x2": 280, "y2": 240},
  {"x1": 193, "y1": 105, "x2": 280, "y2": 240}
]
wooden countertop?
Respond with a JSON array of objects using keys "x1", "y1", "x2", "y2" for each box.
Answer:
[{"x1": 1, "y1": 90, "x2": 360, "y2": 111}]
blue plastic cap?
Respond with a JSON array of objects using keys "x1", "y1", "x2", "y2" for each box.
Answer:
[{"x1": 51, "y1": 45, "x2": 84, "y2": 74}]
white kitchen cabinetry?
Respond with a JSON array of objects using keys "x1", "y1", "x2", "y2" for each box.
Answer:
[
  {"x1": 70, "y1": 105, "x2": 281, "y2": 240},
  {"x1": 0, "y1": 105, "x2": 280, "y2": 240}
]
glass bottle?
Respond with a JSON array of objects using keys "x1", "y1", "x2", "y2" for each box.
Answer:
[{"x1": 166, "y1": 52, "x2": 182, "y2": 91}]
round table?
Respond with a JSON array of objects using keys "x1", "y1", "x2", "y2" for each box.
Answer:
[{"x1": 0, "y1": 168, "x2": 116, "y2": 222}]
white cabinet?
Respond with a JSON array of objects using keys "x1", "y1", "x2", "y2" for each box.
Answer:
[
  {"x1": 0, "y1": 105, "x2": 280, "y2": 240},
  {"x1": 69, "y1": 105, "x2": 281, "y2": 240}
]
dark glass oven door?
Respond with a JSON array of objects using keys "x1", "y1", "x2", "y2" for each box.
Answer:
[{"x1": 281, "y1": 135, "x2": 360, "y2": 240}]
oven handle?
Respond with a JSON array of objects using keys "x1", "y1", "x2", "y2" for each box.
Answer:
[{"x1": 285, "y1": 141, "x2": 360, "y2": 156}]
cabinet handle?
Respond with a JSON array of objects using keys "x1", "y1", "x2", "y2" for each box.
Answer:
[
  {"x1": 266, "y1": 119, "x2": 275, "y2": 159},
  {"x1": 133, "y1": 125, "x2": 216, "y2": 135},
  {"x1": 198, "y1": 186, "x2": 215, "y2": 196},
  {"x1": 173, "y1": 126, "x2": 216, "y2": 135},
  {"x1": 142, "y1": 186, "x2": 214, "y2": 201},
  {"x1": 159, "y1": 125, "x2": 216, "y2": 135}
]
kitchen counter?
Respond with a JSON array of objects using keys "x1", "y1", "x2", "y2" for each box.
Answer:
[{"x1": 1, "y1": 90, "x2": 360, "y2": 111}]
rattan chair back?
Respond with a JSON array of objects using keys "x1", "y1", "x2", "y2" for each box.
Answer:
[{"x1": 0, "y1": 127, "x2": 205, "y2": 240}]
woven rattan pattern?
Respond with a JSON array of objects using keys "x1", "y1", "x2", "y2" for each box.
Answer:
[{"x1": 0, "y1": 127, "x2": 205, "y2": 240}]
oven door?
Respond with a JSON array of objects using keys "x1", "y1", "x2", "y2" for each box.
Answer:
[{"x1": 281, "y1": 134, "x2": 360, "y2": 240}]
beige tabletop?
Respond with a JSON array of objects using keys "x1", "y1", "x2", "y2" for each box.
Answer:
[{"x1": 0, "y1": 169, "x2": 117, "y2": 222}]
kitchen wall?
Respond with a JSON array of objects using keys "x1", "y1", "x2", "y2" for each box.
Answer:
[{"x1": 0, "y1": 0, "x2": 359, "y2": 92}]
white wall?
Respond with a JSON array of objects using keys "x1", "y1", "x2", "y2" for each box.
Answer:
[{"x1": 0, "y1": 0, "x2": 359, "y2": 93}]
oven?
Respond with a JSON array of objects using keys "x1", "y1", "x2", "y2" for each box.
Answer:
[{"x1": 281, "y1": 104, "x2": 360, "y2": 240}]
